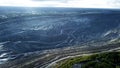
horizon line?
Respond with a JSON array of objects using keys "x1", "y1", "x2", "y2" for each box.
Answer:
[{"x1": 0, "y1": 6, "x2": 120, "y2": 10}]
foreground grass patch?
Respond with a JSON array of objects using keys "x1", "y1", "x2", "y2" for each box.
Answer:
[{"x1": 56, "y1": 52, "x2": 120, "y2": 68}]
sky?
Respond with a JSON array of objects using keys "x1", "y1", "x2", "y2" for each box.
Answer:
[{"x1": 0, "y1": 0, "x2": 120, "y2": 8}]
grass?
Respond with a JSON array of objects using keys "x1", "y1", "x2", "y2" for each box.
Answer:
[{"x1": 56, "y1": 52, "x2": 120, "y2": 68}]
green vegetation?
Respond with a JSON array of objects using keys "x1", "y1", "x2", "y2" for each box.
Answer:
[{"x1": 56, "y1": 52, "x2": 120, "y2": 68}]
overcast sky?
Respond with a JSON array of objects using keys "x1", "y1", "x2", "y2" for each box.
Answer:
[{"x1": 0, "y1": 0, "x2": 120, "y2": 8}]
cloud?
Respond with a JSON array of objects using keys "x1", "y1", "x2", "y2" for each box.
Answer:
[
  {"x1": 31, "y1": 0, "x2": 68, "y2": 3},
  {"x1": 108, "y1": 0, "x2": 120, "y2": 7},
  {"x1": 30, "y1": 0, "x2": 120, "y2": 8},
  {"x1": 0, "y1": 0, "x2": 120, "y2": 8},
  {"x1": 32, "y1": 0, "x2": 61, "y2": 1}
]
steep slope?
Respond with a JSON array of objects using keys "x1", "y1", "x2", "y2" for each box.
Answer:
[{"x1": 0, "y1": 8, "x2": 120, "y2": 64}]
